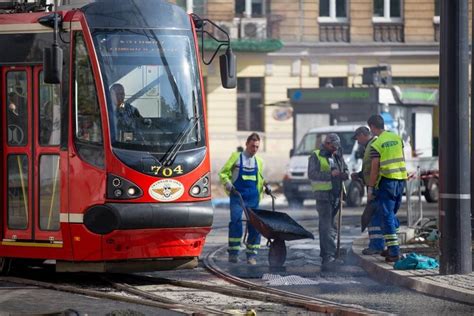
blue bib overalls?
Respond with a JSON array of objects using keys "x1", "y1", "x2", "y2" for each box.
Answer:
[{"x1": 228, "y1": 154, "x2": 261, "y2": 259}]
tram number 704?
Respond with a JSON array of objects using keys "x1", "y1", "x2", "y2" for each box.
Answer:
[{"x1": 151, "y1": 165, "x2": 184, "y2": 177}]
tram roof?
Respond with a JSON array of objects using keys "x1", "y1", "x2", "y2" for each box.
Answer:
[
  {"x1": 0, "y1": 0, "x2": 191, "y2": 31},
  {"x1": 81, "y1": 0, "x2": 191, "y2": 30}
]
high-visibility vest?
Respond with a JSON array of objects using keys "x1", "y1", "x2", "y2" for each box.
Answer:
[
  {"x1": 362, "y1": 137, "x2": 377, "y2": 184},
  {"x1": 311, "y1": 150, "x2": 332, "y2": 192},
  {"x1": 371, "y1": 131, "x2": 407, "y2": 183}
]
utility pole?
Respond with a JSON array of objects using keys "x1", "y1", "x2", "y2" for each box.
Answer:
[
  {"x1": 471, "y1": 0, "x2": 474, "y2": 243},
  {"x1": 439, "y1": 0, "x2": 472, "y2": 274}
]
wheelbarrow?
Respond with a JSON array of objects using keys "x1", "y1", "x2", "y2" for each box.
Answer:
[{"x1": 234, "y1": 191, "x2": 314, "y2": 268}]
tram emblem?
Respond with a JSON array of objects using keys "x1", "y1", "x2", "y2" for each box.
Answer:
[{"x1": 149, "y1": 179, "x2": 184, "y2": 202}]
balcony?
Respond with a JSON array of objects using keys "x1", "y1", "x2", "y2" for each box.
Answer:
[
  {"x1": 373, "y1": 22, "x2": 404, "y2": 42},
  {"x1": 319, "y1": 22, "x2": 350, "y2": 42}
]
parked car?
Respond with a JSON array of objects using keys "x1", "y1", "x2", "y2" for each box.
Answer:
[{"x1": 283, "y1": 125, "x2": 365, "y2": 207}]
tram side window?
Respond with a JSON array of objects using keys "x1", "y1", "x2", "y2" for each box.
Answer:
[
  {"x1": 74, "y1": 32, "x2": 104, "y2": 168},
  {"x1": 39, "y1": 71, "x2": 61, "y2": 146},
  {"x1": 6, "y1": 71, "x2": 28, "y2": 146},
  {"x1": 7, "y1": 155, "x2": 29, "y2": 230},
  {"x1": 39, "y1": 155, "x2": 60, "y2": 231}
]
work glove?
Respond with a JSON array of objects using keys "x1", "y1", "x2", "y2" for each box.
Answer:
[
  {"x1": 264, "y1": 184, "x2": 272, "y2": 195},
  {"x1": 225, "y1": 182, "x2": 235, "y2": 193}
]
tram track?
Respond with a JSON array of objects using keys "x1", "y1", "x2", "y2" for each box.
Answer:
[
  {"x1": 0, "y1": 275, "x2": 211, "y2": 315},
  {"x1": 0, "y1": 243, "x2": 387, "y2": 315},
  {"x1": 1, "y1": 273, "x2": 309, "y2": 315},
  {"x1": 202, "y1": 246, "x2": 389, "y2": 316}
]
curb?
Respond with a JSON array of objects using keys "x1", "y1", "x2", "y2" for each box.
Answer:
[{"x1": 352, "y1": 236, "x2": 474, "y2": 305}]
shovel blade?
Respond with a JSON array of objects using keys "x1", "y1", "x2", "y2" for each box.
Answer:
[{"x1": 361, "y1": 202, "x2": 376, "y2": 232}]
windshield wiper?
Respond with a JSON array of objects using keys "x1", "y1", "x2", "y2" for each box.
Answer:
[
  {"x1": 160, "y1": 116, "x2": 201, "y2": 166},
  {"x1": 160, "y1": 93, "x2": 201, "y2": 166}
]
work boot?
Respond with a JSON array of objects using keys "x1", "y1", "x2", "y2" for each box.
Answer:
[
  {"x1": 385, "y1": 255, "x2": 400, "y2": 263},
  {"x1": 247, "y1": 257, "x2": 257, "y2": 265},
  {"x1": 380, "y1": 249, "x2": 389, "y2": 257},
  {"x1": 362, "y1": 248, "x2": 382, "y2": 255},
  {"x1": 322, "y1": 256, "x2": 344, "y2": 265},
  {"x1": 228, "y1": 254, "x2": 238, "y2": 263}
]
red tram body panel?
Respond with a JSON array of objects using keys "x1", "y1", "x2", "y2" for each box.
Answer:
[{"x1": 0, "y1": 0, "x2": 233, "y2": 272}]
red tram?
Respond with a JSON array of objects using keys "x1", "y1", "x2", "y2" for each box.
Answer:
[{"x1": 0, "y1": 0, "x2": 235, "y2": 273}]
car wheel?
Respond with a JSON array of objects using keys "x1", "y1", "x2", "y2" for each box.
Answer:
[
  {"x1": 346, "y1": 181, "x2": 363, "y2": 207},
  {"x1": 287, "y1": 197, "x2": 304, "y2": 208},
  {"x1": 424, "y1": 178, "x2": 439, "y2": 203}
]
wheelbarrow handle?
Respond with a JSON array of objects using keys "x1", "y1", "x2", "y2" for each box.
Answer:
[
  {"x1": 270, "y1": 193, "x2": 276, "y2": 212},
  {"x1": 231, "y1": 189, "x2": 250, "y2": 219}
]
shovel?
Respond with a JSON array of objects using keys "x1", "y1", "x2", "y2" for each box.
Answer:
[
  {"x1": 336, "y1": 182, "x2": 346, "y2": 259},
  {"x1": 361, "y1": 201, "x2": 376, "y2": 232}
]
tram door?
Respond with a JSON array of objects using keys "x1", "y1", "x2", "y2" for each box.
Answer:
[{"x1": 1, "y1": 66, "x2": 62, "y2": 243}]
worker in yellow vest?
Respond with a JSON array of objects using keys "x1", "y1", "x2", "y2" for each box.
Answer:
[
  {"x1": 367, "y1": 115, "x2": 407, "y2": 263},
  {"x1": 219, "y1": 133, "x2": 271, "y2": 265},
  {"x1": 308, "y1": 133, "x2": 349, "y2": 270},
  {"x1": 350, "y1": 126, "x2": 384, "y2": 254}
]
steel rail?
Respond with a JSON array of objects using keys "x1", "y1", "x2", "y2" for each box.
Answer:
[
  {"x1": 202, "y1": 246, "x2": 391, "y2": 316},
  {"x1": 102, "y1": 276, "x2": 230, "y2": 316},
  {"x1": 0, "y1": 276, "x2": 206, "y2": 315}
]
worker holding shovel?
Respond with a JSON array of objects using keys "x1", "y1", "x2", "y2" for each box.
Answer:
[{"x1": 308, "y1": 133, "x2": 349, "y2": 271}]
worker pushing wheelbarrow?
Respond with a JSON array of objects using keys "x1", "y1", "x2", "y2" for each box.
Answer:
[
  {"x1": 233, "y1": 190, "x2": 314, "y2": 267},
  {"x1": 218, "y1": 133, "x2": 313, "y2": 267}
]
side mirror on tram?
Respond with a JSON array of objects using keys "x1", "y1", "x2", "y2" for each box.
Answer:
[
  {"x1": 289, "y1": 148, "x2": 295, "y2": 157},
  {"x1": 219, "y1": 48, "x2": 236, "y2": 89},
  {"x1": 43, "y1": 44, "x2": 63, "y2": 84}
]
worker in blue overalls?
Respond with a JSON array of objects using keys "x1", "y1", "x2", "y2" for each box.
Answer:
[
  {"x1": 367, "y1": 115, "x2": 407, "y2": 263},
  {"x1": 219, "y1": 133, "x2": 271, "y2": 265},
  {"x1": 351, "y1": 126, "x2": 384, "y2": 254}
]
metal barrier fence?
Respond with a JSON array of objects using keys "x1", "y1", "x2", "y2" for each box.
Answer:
[{"x1": 406, "y1": 166, "x2": 423, "y2": 228}]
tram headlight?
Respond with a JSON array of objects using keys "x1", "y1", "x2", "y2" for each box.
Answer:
[
  {"x1": 107, "y1": 174, "x2": 143, "y2": 200},
  {"x1": 189, "y1": 173, "x2": 211, "y2": 198},
  {"x1": 191, "y1": 186, "x2": 201, "y2": 195},
  {"x1": 127, "y1": 187, "x2": 137, "y2": 196}
]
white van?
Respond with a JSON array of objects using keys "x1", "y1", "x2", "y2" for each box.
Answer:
[{"x1": 282, "y1": 125, "x2": 365, "y2": 207}]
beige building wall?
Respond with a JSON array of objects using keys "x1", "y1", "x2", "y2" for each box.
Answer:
[
  {"x1": 404, "y1": 0, "x2": 436, "y2": 43},
  {"x1": 197, "y1": 0, "x2": 468, "y2": 184},
  {"x1": 350, "y1": 0, "x2": 373, "y2": 42}
]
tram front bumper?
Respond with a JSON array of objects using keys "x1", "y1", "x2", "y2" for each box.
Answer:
[{"x1": 83, "y1": 200, "x2": 213, "y2": 235}]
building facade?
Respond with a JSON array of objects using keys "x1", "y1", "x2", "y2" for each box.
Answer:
[{"x1": 170, "y1": 0, "x2": 471, "y2": 183}]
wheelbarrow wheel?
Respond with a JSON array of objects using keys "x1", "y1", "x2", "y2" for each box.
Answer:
[{"x1": 268, "y1": 239, "x2": 286, "y2": 267}]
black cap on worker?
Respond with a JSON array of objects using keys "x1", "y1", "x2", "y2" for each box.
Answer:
[{"x1": 352, "y1": 126, "x2": 371, "y2": 140}]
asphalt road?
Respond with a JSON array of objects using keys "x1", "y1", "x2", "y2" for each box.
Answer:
[{"x1": 208, "y1": 195, "x2": 473, "y2": 315}]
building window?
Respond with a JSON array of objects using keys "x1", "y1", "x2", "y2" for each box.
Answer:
[
  {"x1": 319, "y1": 0, "x2": 347, "y2": 20},
  {"x1": 373, "y1": 0, "x2": 402, "y2": 21},
  {"x1": 434, "y1": 0, "x2": 440, "y2": 17},
  {"x1": 237, "y1": 78, "x2": 264, "y2": 132},
  {"x1": 319, "y1": 77, "x2": 347, "y2": 87},
  {"x1": 235, "y1": 0, "x2": 265, "y2": 17}
]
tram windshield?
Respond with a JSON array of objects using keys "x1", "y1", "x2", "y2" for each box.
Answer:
[{"x1": 92, "y1": 29, "x2": 204, "y2": 153}]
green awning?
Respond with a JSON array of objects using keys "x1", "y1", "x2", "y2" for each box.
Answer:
[{"x1": 201, "y1": 38, "x2": 283, "y2": 53}]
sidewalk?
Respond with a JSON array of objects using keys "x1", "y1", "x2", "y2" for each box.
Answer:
[{"x1": 352, "y1": 232, "x2": 474, "y2": 305}]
